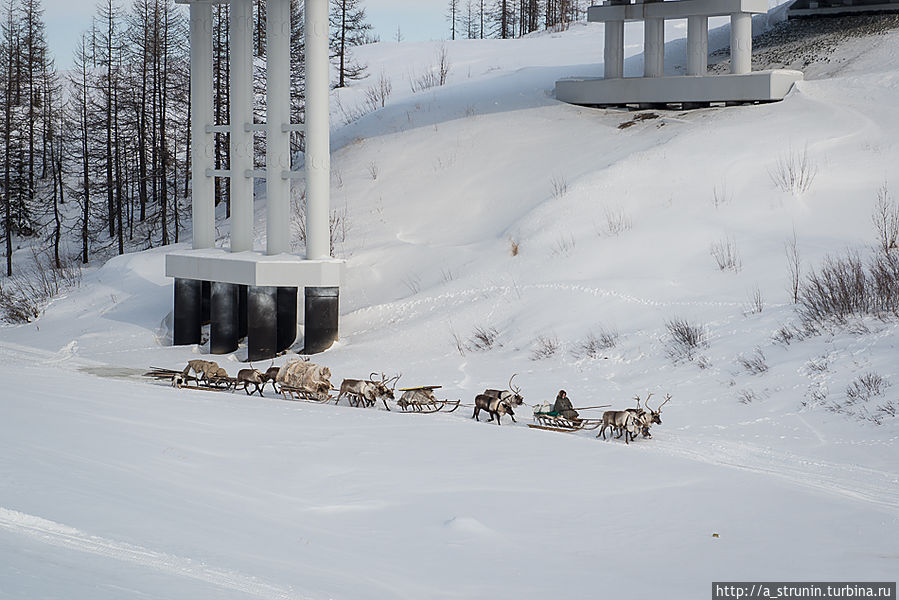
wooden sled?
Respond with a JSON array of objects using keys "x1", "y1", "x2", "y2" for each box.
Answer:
[
  {"x1": 279, "y1": 385, "x2": 334, "y2": 404},
  {"x1": 528, "y1": 412, "x2": 604, "y2": 433},
  {"x1": 145, "y1": 367, "x2": 234, "y2": 391},
  {"x1": 397, "y1": 399, "x2": 461, "y2": 414}
]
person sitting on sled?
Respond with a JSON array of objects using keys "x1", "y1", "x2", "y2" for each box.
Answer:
[{"x1": 552, "y1": 390, "x2": 580, "y2": 421}]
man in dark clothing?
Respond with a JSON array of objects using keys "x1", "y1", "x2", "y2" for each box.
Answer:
[{"x1": 552, "y1": 390, "x2": 580, "y2": 421}]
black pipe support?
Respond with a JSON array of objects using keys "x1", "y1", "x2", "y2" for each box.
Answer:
[
  {"x1": 210, "y1": 282, "x2": 239, "y2": 355},
  {"x1": 173, "y1": 278, "x2": 202, "y2": 346},
  {"x1": 304, "y1": 287, "x2": 339, "y2": 354},
  {"x1": 277, "y1": 287, "x2": 298, "y2": 352},
  {"x1": 248, "y1": 286, "x2": 278, "y2": 361}
]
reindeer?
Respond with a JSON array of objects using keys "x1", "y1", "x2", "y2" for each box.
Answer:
[
  {"x1": 338, "y1": 373, "x2": 398, "y2": 410},
  {"x1": 262, "y1": 363, "x2": 282, "y2": 393},
  {"x1": 597, "y1": 410, "x2": 639, "y2": 444},
  {"x1": 472, "y1": 393, "x2": 516, "y2": 426},
  {"x1": 483, "y1": 374, "x2": 524, "y2": 408},
  {"x1": 182, "y1": 360, "x2": 229, "y2": 387},
  {"x1": 235, "y1": 368, "x2": 266, "y2": 396}
]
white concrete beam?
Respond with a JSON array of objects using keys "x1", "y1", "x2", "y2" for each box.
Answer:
[
  {"x1": 229, "y1": 0, "x2": 255, "y2": 253},
  {"x1": 603, "y1": 20, "x2": 624, "y2": 79},
  {"x1": 686, "y1": 16, "x2": 709, "y2": 76},
  {"x1": 730, "y1": 12, "x2": 753, "y2": 75},
  {"x1": 189, "y1": 2, "x2": 215, "y2": 249},
  {"x1": 589, "y1": 0, "x2": 769, "y2": 21},
  {"x1": 266, "y1": 0, "x2": 291, "y2": 256},
  {"x1": 644, "y1": 17, "x2": 665, "y2": 77},
  {"x1": 305, "y1": 0, "x2": 331, "y2": 260}
]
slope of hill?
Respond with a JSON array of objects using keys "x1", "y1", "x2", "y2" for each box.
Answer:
[{"x1": 1, "y1": 14, "x2": 897, "y2": 600}]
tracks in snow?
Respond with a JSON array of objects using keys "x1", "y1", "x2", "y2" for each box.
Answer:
[
  {"x1": 646, "y1": 434, "x2": 899, "y2": 515},
  {"x1": 0, "y1": 507, "x2": 309, "y2": 600}
]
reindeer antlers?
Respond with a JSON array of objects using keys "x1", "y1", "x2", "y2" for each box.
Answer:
[
  {"x1": 658, "y1": 393, "x2": 672, "y2": 410},
  {"x1": 509, "y1": 373, "x2": 521, "y2": 394}
]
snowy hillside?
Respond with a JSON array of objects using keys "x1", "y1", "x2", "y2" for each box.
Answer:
[{"x1": 2, "y1": 12, "x2": 898, "y2": 600}]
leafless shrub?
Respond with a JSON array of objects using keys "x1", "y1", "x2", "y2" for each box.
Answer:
[
  {"x1": 665, "y1": 317, "x2": 708, "y2": 363},
  {"x1": 363, "y1": 71, "x2": 392, "y2": 112},
  {"x1": 572, "y1": 327, "x2": 619, "y2": 359},
  {"x1": 552, "y1": 234, "x2": 575, "y2": 257},
  {"x1": 830, "y1": 372, "x2": 897, "y2": 425},
  {"x1": 367, "y1": 161, "x2": 379, "y2": 180},
  {"x1": 737, "y1": 348, "x2": 769, "y2": 375},
  {"x1": 786, "y1": 228, "x2": 801, "y2": 304},
  {"x1": 743, "y1": 286, "x2": 764, "y2": 315},
  {"x1": 712, "y1": 180, "x2": 732, "y2": 209},
  {"x1": 805, "y1": 355, "x2": 829, "y2": 374},
  {"x1": 530, "y1": 334, "x2": 561, "y2": 360},
  {"x1": 469, "y1": 326, "x2": 500, "y2": 351},
  {"x1": 509, "y1": 237, "x2": 520, "y2": 257},
  {"x1": 872, "y1": 182, "x2": 899, "y2": 254},
  {"x1": 603, "y1": 206, "x2": 632, "y2": 236},
  {"x1": 403, "y1": 274, "x2": 422, "y2": 295},
  {"x1": 0, "y1": 249, "x2": 82, "y2": 324},
  {"x1": 409, "y1": 45, "x2": 451, "y2": 93},
  {"x1": 769, "y1": 145, "x2": 817, "y2": 195},
  {"x1": 737, "y1": 389, "x2": 757, "y2": 404},
  {"x1": 710, "y1": 236, "x2": 742, "y2": 272},
  {"x1": 798, "y1": 251, "x2": 899, "y2": 324},
  {"x1": 441, "y1": 267, "x2": 456, "y2": 282},
  {"x1": 449, "y1": 324, "x2": 466, "y2": 357},
  {"x1": 294, "y1": 194, "x2": 350, "y2": 256},
  {"x1": 550, "y1": 175, "x2": 568, "y2": 200}
]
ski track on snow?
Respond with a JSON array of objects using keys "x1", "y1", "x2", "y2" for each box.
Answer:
[
  {"x1": 0, "y1": 507, "x2": 309, "y2": 600},
  {"x1": 646, "y1": 435, "x2": 899, "y2": 515}
]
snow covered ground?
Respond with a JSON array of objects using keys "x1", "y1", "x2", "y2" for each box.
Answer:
[{"x1": 2, "y1": 11, "x2": 898, "y2": 599}]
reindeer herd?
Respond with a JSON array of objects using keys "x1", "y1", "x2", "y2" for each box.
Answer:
[{"x1": 158, "y1": 360, "x2": 670, "y2": 444}]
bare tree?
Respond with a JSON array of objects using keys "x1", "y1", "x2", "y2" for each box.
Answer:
[{"x1": 872, "y1": 182, "x2": 899, "y2": 255}]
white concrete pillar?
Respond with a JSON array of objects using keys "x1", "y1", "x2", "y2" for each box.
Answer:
[
  {"x1": 266, "y1": 0, "x2": 291, "y2": 256},
  {"x1": 189, "y1": 3, "x2": 214, "y2": 250},
  {"x1": 305, "y1": 0, "x2": 331, "y2": 260},
  {"x1": 644, "y1": 17, "x2": 665, "y2": 78},
  {"x1": 730, "y1": 13, "x2": 753, "y2": 75},
  {"x1": 686, "y1": 16, "x2": 708, "y2": 76},
  {"x1": 603, "y1": 20, "x2": 624, "y2": 79},
  {"x1": 229, "y1": 0, "x2": 254, "y2": 253}
]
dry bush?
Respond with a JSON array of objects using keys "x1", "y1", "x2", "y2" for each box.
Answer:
[
  {"x1": 0, "y1": 249, "x2": 82, "y2": 324},
  {"x1": 786, "y1": 229, "x2": 801, "y2": 304},
  {"x1": 572, "y1": 327, "x2": 619, "y2": 359},
  {"x1": 410, "y1": 45, "x2": 451, "y2": 93},
  {"x1": 824, "y1": 372, "x2": 896, "y2": 425},
  {"x1": 294, "y1": 195, "x2": 350, "y2": 256},
  {"x1": 363, "y1": 71, "x2": 392, "y2": 112},
  {"x1": 550, "y1": 175, "x2": 568, "y2": 200},
  {"x1": 769, "y1": 145, "x2": 817, "y2": 195},
  {"x1": 710, "y1": 236, "x2": 742, "y2": 272},
  {"x1": 469, "y1": 326, "x2": 500, "y2": 351},
  {"x1": 798, "y1": 251, "x2": 899, "y2": 324},
  {"x1": 530, "y1": 334, "x2": 560, "y2": 360},
  {"x1": 552, "y1": 234, "x2": 575, "y2": 257},
  {"x1": 737, "y1": 348, "x2": 769, "y2": 375},
  {"x1": 872, "y1": 182, "x2": 899, "y2": 254},
  {"x1": 603, "y1": 206, "x2": 632, "y2": 236},
  {"x1": 665, "y1": 317, "x2": 708, "y2": 363},
  {"x1": 743, "y1": 286, "x2": 764, "y2": 315},
  {"x1": 509, "y1": 237, "x2": 520, "y2": 257}
]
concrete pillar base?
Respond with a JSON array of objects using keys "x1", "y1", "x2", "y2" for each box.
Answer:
[
  {"x1": 173, "y1": 278, "x2": 202, "y2": 346},
  {"x1": 277, "y1": 287, "x2": 298, "y2": 352},
  {"x1": 210, "y1": 282, "x2": 239, "y2": 354},
  {"x1": 248, "y1": 286, "x2": 278, "y2": 361},
  {"x1": 304, "y1": 286, "x2": 339, "y2": 354}
]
